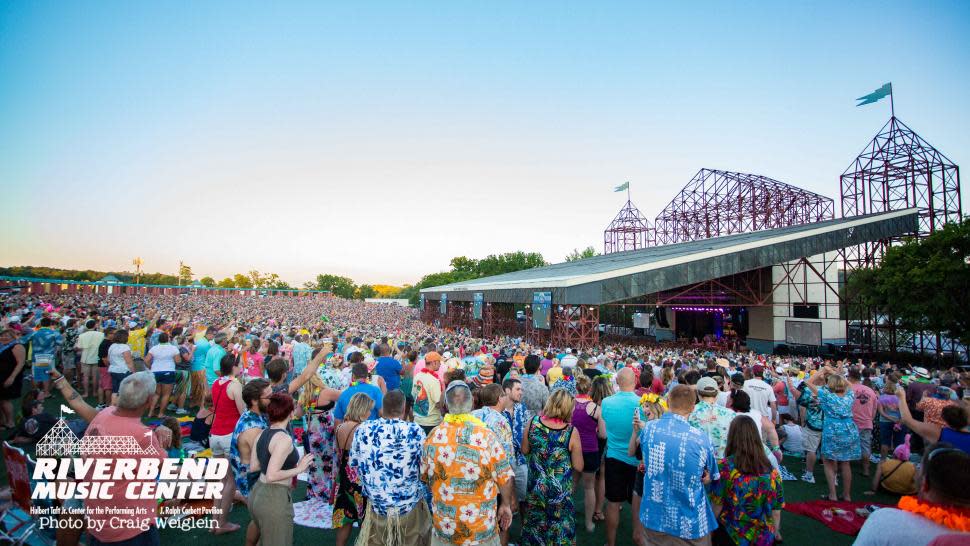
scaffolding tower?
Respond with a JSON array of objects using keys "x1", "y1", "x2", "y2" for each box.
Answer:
[
  {"x1": 840, "y1": 116, "x2": 962, "y2": 354},
  {"x1": 604, "y1": 199, "x2": 655, "y2": 254},
  {"x1": 655, "y1": 169, "x2": 835, "y2": 244}
]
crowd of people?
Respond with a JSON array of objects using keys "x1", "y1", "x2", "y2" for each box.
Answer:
[{"x1": 1, "y1": 290, "x2": 969, "y2": 546}]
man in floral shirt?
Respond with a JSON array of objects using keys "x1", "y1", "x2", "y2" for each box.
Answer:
[
  {"x1": 689, "y1": 376, "x2": 736, "y2": 458},
  {"x1": 422, "y1": 381, "x2": 515, "y2": 546},
  {"x1": 472, "y1": 383, "x2": 513, "y2": 461},
  {"x1": 350, "y1": 390, "x2": 430, "y2": 544},
  {"x1": 502, "y1": 377, "x2": 529, "y2": 504}
]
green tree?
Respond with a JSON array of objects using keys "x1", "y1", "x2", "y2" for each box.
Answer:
[
  {"x1": 265, "y1": 274, "x2": 292, "y2": 290},
  {"x1": 356, "y1": 284, "x2": 377, "y2": 299},
  {"x1": 847, "y1": 219, "x2": 970, "y2": 348},
  {"x1": 565, "y1": 246, "x2": 599, "y2": 262},
  {"x1": 449, "y1": 256, "x2": 479, "y2": 276},
  {"x1": 475, "y1": 251, "x2": 547, "y2": 277},
  {"x1": 233, "y1": 273, "x2": 251, "y2": 288},
  {"x1": 199, "y1": 276, "x2": 216, "y2": 287},
  {"x1": 217, "y1": 277, "x2": 236, "y2": 288},
  {"x1": 301, "y1": 281, "x2": 317, "y2": 291},
  {"x1": 315, "y1": 274, "x2": 357, "y2": 298},
  {"x1": 248, "y1": 270, "x2": 265, "y2": 289},
  {"x1": 404, "y1": 251, "x2": 547, "y2": 305},
  {"x1": 178, "y1": 263, "x2": 193, "y2": 285}
]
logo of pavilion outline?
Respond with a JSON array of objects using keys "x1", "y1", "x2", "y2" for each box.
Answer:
[
  {"x1": 36, "y1": 418, "x2": 80, "y2": 457},
  {"x1": 36, "y1": 418, "x2": 158, "y2": 457}
]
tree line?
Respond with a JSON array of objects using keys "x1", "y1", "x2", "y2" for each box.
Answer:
[
  {"x1": 0, "y1": 265, "x2": 294, "y2": 290},
  {"x1": 309, "y1": 251, "x2": 548, "y2": 305},
  {"x1": 846, "y1": 218, "x2": 970, "y2": 351},
  {"x1": 7, "y1": 247, "x2": 585, "y2": 302}
]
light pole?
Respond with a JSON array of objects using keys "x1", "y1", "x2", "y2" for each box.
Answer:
[{"x1": 132, "y1": 257, "x2": 143, "y2": 284}]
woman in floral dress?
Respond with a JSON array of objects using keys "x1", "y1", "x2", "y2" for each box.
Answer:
[
  {"x1": 711, "y1": 415, "x2": 785, "y2": 546},
  {"x1": 332, "y1": 393, "x2": 371, "y2": 546},
  {"x1": 805, "y1": 368, "x2": 860, "y2": 501},
  {"x1": 293, "y1": 373, "x2": 338, "y2": 525},
  {"x1": 521, "y1": 389, "x2": 584, "y2": 546}
]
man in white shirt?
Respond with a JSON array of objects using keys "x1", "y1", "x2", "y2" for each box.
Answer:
[
  {"x1": 560, "y1": 348, "x2": 578, "y2": 368},
  {"x1": 343, "y1": 337, "x2": 363, "y2": 359},
  {"x1": 75, "y1": 320, "x2": 104, "y2": 398},
  {"x1": 742, "y1": 364, "x2": 777, "y2": 423}
]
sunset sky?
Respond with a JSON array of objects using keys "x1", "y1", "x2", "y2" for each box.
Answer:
[{"x1": 2, "y1": 1, "x2": 968, "y2": 286}]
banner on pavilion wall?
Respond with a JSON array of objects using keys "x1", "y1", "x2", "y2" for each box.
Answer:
[
  {"x1": 532, "y1": 291, "x2": 551, "y2": 330},
  {"x1": 473, "y1": 293, "x2": 483, "y2": 320},
  {"x1": 440, "y1": 294, "x2": 447, "y2": 315}
]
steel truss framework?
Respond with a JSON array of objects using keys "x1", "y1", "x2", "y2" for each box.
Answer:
[
  {"x1": 840, "y1": 116, "x2": 962, "y2": 355},
  {"x1": 423, "y1": 300, "x2": 599, "y2": 347},
  {"x1": 550, "y1": 305, "x2": 600, "y2": 348},
  {"x1": 655, "y1": 169, "x2": 835, "y2": 245},
  {"x1": 483, "y1": 303, "x2": 521, "y2": 339},
  {"x1": 635, "y1": 257, "x2": 841, "y2": 313},
  {"x1": 604, "y1": 200, "x2": 655, "y2": 254}
]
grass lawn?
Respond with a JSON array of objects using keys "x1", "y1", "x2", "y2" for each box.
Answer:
[{"x1": 5, "y1": 387, "x2": 898, "y2": 545}]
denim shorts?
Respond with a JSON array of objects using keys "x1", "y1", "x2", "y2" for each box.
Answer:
[
  {"x1": 154, "y1": 371, "x2": 176, "y2": 385},
  {"x1": 110, "y1": 372, "x2": 131, "y2": 393},
  {"x1": 879, "y1": 421, "x2": 906, "y2": 448}
]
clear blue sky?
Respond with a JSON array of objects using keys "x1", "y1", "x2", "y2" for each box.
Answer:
[{"x1": 1, "y1": 1, "x2": 968, "y2": 286}]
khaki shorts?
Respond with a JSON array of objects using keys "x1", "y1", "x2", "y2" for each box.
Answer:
[
  {"x1": 250, "y1": 481, "x2": 293, "y2": 546},
  {"x1": 858, "y1": 428, "x2": 873, "y2": 456},
  {"x1": 356, "y1": 501, "x2": 431, "y2": 546},
  {"x1": 802, "y1": 426, "x2": 822, "y2": 454}
]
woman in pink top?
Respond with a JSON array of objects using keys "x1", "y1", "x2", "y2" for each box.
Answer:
[{"x1": 243, "y1": 338, "x2": 265, "y2": 379}]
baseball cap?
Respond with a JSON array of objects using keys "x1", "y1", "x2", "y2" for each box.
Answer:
[
  {"x1": 752, "y1": 364, "x2": 765, "y2": 377},
  {"x1": 696, "y1": 376, "x2": 719, "y2": 396}
]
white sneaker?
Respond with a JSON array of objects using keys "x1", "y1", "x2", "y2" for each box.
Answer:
[
  {"x1": 801, "y1": 472, "x2": 816, "y2": 484},
  {"x1": 175, "y1": 408, "x2": 188, "y2": 415}
]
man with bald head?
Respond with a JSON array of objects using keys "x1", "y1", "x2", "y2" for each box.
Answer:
[{"x1": 600, "y1": 367, "x2": 641, "y2": 546}]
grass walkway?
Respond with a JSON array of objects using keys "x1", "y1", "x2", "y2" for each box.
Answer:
[{"x1": 7, "y1": 389, "x2": 897, "y2": 545}]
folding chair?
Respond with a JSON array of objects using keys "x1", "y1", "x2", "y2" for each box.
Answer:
[{"x1": 0, "y1": 441, "x2": 42, "y2": 545}]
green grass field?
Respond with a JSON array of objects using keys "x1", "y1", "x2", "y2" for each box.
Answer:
[{"x1": 7, "y1": 389, "x2": 898, "y2": 545}]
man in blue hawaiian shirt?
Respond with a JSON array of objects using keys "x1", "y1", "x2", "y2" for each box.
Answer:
[
  {"x1": 30, "y1": 317, "x2": 62, "y2": 396},
  {"x1": 349, "y1": 390, "x2": 430, "y2": 544},
  {"x1": 638, "y1": 385, "x2": 719, "y2": 545}
]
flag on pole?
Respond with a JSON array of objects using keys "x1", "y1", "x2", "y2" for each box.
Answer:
[
  {"x1": 856, "y1": 83, "x2": 892, "y2": 106},
  {"x1": 143, "y1": 430, "x2": 154, "y2": 437},
  {"x1": 614, "y1": 181, "x2": 630, "y2": 192},
  {"x1": 60, "y1": 404, "x2": 75, "y2": 414}
]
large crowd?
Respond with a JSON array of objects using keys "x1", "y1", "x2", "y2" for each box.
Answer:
[{"x1": 0, "y1": 291, "x2": 968, "y2": 546}]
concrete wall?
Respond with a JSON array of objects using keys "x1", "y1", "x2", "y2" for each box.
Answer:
[
  {"x1": 746, "y1": 252, "x2": 846, "y2": 353},
  {"x1": 364, "y1": 298, "x2": 410, "y2": 307}
]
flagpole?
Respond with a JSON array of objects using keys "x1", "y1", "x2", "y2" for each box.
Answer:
[
  {"x1": 890, "y1": 83, "x2": 894, "y2": 118},
  {"x1": 627, "y1": 181, "x2": 631, "y2": 203}
]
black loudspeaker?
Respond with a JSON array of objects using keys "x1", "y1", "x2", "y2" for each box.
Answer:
[{"x1": 654, "y1": 307, "x2": 670, "y2": 329}]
